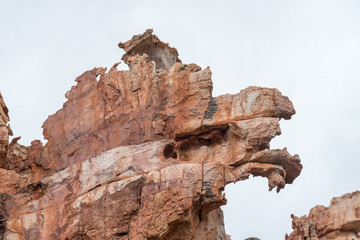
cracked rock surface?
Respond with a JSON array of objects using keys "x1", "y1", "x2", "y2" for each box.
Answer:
[
  {"x1": 287, "y1": 191, "x2": 360, "y2": 240},
  {"x1": 0, "y1": 30, "x2": 301, "y2": 240}
]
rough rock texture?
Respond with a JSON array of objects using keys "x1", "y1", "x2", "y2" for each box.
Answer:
[
  {"x1": 0, "y1": 30, "x2": 301, "y2": 240},
  {"x1": 287, "y1": 191, "x2": 360, "y2": 240}
]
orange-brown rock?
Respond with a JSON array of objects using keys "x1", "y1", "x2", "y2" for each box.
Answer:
[
  {"x1": 0, "y1": 94, "x2": 33, "y2": 174},
  {"x1": 286, "y1": 191, "x2": 360, "y2": 240},
  {"x1": 0, "y1": 29, "x2": 301, "y2": 240}
]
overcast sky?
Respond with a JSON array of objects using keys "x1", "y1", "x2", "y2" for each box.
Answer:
[{"x1": 1, "y1": 1, "x2": 360, "y2": 239}]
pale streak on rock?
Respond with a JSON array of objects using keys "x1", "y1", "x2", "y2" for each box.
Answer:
[{"x1": 0, "y1": 30, "x2": 302, "y2": 240}]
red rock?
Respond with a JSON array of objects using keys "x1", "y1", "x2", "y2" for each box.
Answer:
[
  {"x1": 287, "y1": 191, "x2": 360, "y2": 240},
  {"x1": 0, "y1": 30, "x2": 301, "y2": 240},
  {"x1": 0, "y1": 93, "x2": 12, "y2": 160}
]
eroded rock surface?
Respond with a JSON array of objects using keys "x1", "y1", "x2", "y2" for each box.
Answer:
[
  {"x1": 287, "y1": 191, "x2": 360, "y2": 240},
  {"x1": 0, "y1": 30, "x2": 301, "y2": 240}
]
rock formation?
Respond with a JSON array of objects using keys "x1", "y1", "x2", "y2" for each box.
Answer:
[
  {"x1": 0, "y1": 29, "x2": 302, "y2": 240},
  {"x1": 286, "y1": 191, "x2": 360, "y2": 240}
]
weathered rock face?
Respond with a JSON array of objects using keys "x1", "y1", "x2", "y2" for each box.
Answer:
[
  {"x1": 287, "y1": 191, "x2": 360, "y2": 240},
  {"x1": 0, "y1": 29, "x2": 301, "y2": 240}
]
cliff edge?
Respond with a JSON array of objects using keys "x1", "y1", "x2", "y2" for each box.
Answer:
[{"x1": 0, "y1": 29, "x2": 301, "y2": 240}]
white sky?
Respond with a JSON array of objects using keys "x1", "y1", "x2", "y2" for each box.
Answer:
[{"x1": 1, "y1": 1, "x2": 360, "y2": 239}]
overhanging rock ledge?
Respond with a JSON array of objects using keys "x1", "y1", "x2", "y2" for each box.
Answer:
[{"x1": 0, "y1": 29, "x2": 301, "y2": 240}]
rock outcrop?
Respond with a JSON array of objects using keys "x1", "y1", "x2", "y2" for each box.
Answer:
[
  {"x1": 287, "y1": 191, "x2": 360, "y2": 240},
  {"x1": 0, "y1": 29, "x2": 301, "y2": 240}
]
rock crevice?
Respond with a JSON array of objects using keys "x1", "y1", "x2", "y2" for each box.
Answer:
[{"x1": 0, "y1": 30, "x2": 301, "y2": 240}]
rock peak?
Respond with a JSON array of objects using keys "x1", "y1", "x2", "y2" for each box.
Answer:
[{"x1": 118, "y1": 29, "x2": 181, "y2": 69}]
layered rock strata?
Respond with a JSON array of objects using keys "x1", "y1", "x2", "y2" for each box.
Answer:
[
  {"x1": 0, "y1": 29, "x2": 301, "y2": 240},
  {"x1": 287, "y1": 191, "x2": 360, "y2": 240}
]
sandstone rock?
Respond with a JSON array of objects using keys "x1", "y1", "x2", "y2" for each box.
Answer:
[
  {"x1": 0, "y1": 30, "x2": 301, "y2": 240},
  {"x1": 0, "y1": 94, "x2": 33, "y2": 174},
  {"x1": 287, "y1": 191, "x2": 360, "y2": 240},
  {"x1": 118, "y1": 29, "x2": 181, "y2": 70},
  {"x1": 0, "y1": 93, "x2": 12, "y2": 161}
]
